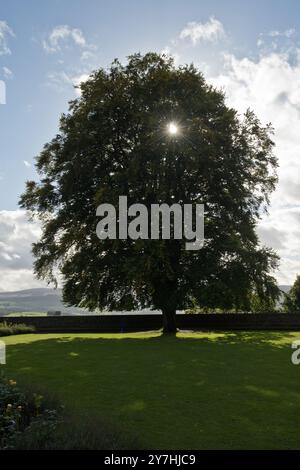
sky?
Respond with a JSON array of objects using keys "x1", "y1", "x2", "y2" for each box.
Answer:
[{"x1": 0, "y1": 0, "x2": 300, "y2": 291}]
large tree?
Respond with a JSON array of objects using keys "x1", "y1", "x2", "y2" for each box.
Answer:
[{"x1": 20, "y1": 53, "x2": 279, "y2": 332}]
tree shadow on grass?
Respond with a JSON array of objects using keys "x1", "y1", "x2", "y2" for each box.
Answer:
[{"x1": 3, "y1": 330, "x2": 300, "y2": 449}]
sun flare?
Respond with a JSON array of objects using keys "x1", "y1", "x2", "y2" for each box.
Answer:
[{"x1": 167, "y1": 122, "x2": 179, "y2": 135}]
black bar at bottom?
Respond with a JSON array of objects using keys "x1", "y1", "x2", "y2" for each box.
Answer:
[{"x1": 1, "y1": 450, "x2": 300, "y2": 466}]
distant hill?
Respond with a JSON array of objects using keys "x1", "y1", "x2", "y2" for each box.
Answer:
[
  {"x1": 0, "y1": 288, "x2": 87, "y2": 316},
  {"x1": 0, "y1": 285, "x2": 292, "y2": 316}
]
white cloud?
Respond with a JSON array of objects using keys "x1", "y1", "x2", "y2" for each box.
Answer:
[
  {"x1": 71, "y1": 73, "x2": 90, "y2": 95},
  {"x1": 208, "y1": 46, "x2": 300, "y2": 283},
  {"x1": 180, "y1": 17, "x2": 225, "y2": 45},
  {"x1": 43, "y1": 25, "x2": 94, "y2": 95},
  {"x1": 256, "y1": 29, "x2": 298, "y2": 55},
  {"x1": 23, "y1": 160, "x2": 31, "y2": 168},
  {"x1": 0, "y1": 210, "x2": 46, "y2": 292},
  {"x1": 46, "y1": 70, "x2": 90, "y2": 95},
  {"x1": 269, "y1": 28, "x2": 296, "y2": 38},
  {"x1": 2, "y1": 66, "x2": 13, "y2": 79},
  {"x1": 80, "y1": 50, "x2": 95, "y2": 61},
  {"x1": 0, "y1": 20, "x2": 14, "y2": 55},
  {"x1": 256, "y1": 207, "x2": 300, "y2": 284},
  {"x1": 161, "y1": 46, "x2": 180, "y2": 65},
  {"x1": 42, "y1": 25, "x2": 87, "y2": 53},
  {"x1": 0, "y1": 268, "x2": 45, "y2": 292},
  {"x1": 46, "y1": 70, "x2": 71, "y2": 91}
]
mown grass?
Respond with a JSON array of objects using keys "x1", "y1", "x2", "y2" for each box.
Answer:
[{"x1": 2, "y1": 330, "x2": 300, "y2": 449}]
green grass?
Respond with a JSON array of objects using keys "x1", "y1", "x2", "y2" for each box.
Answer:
[{"x1": 2, "y1": 330, "x2": 300, "y2": 449}]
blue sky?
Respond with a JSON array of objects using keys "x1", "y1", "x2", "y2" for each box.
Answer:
[{"x1": 0, "y1": 0, "x2": 300, "y2": 290}]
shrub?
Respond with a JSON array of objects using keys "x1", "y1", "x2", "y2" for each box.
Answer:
[
  {"x1": 0, "y1": 322, "x2": 36, "y2": 337},
  {"x1": 0, "y1": 375, "x2": 138, "y2": 450},
  {"x1": 0, "y1": 375, "x2": 60, "y2": 449},
  {"x1": 13, "y1": 414, "x2": 136, "y2": 450}
]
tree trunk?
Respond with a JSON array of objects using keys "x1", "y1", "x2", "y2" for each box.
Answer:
[{"x1": 162, "y1": 308, "x2": 177, "y2": 334}]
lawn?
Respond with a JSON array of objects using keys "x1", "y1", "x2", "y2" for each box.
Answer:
[{"x1": 2, "y1": 330, "x2": 300, "y2": 449}]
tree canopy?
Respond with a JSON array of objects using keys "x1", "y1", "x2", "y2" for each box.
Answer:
[{"x1": 20, "y1": 52, "x2": 280, "y2": 332}]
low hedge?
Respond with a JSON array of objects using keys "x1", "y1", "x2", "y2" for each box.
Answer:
[{"x1": 0, "y1": 322, "x2": 36, "y2": 337}]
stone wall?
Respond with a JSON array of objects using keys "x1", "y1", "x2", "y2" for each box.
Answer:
[{"x1": 1, "y1": 313, "x2": 300, "y2": 332}]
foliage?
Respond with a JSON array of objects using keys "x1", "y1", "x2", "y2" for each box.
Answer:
[
  {"x1": 20, "y1": 52, "x2": 280, "y2": 330},
  {"x1": 13, "y1": 414, "x2": 136, "y2": 450},
  {"x1": 0, "y1": 322, "x2": 36, "y2": 337},
  {"x1": 0, "y1": 375, "x2": 61, "y2": 449},
  {"x1": 248, "y1": 288, "x2": 279, "y2": 312},
  {"x1": 283, "y1": 275, "x2": 300, "y2": 312},
  {"x1": 0, "y1": 374, "x2": 137, "y2": 449},
  {"x1": 186, "y1": 285, "x2": 280, "y2": 313}
]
